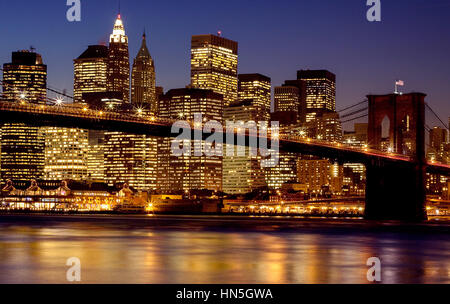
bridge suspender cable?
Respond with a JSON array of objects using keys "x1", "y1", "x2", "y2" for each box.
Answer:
[
  {"x1": 426, "y1": 103, "x2": 449, "y2": 131},
  {"x1": 340, "y1": 107, "x2": 368, "y2": 119},
  {"x1": 337, "y1": 99, "x2": 368, "y2": 113}
]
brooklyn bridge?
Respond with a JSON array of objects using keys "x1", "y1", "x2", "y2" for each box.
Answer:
[{"x1": 1, "y1": 91, "x2": 450, "y2": 221}]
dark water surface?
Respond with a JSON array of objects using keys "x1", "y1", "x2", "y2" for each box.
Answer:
[{"x1": 0, "y1": 214, "x2": 449, "y2": 284}]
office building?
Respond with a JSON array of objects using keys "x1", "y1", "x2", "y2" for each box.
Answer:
[
  {"x1": 223, "y1": 100, "x2": 266, "y2": 194},
  {"x1": 131, "y1": 32, "x2": 156, "y2": 113},
  {"x1": 44, "y1": 128, "x2": 89, "y2": 181},
  {"x1": 297, "y1": 70, "x2": 336, "y2": 122},
  {"x1": 238, "y1": 73, "x2": 271, "y2": 121},
  {"x1": 158, "y1": 88, "x2": 223, "y2": 192},
  {"x1": 73, "y1": 45, "x2": 108, "y2": 103},
  {"x1": 107, "y1": 14, "x2": 130, "y2": 103},
  {"x1": 190, "y1": 34, "x2": 238, "y2": 106},
  {"x1": 1, "y1": 50, "x2": 47, "y2": 182}
]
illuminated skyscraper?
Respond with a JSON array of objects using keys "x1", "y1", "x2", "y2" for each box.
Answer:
[
  {"x1": 264, "y1": 151, "x2": 298, "y2": 190},
  {"x1": 307, "y1": 112, "x2": 343, "y2": 142},
  {"x1": 223, "y1": 100, "x2": 267, "y2": 194},
  {"x1": 0, "y1": 124, "x2": 45, "y2": 182},
  {"x1": 104, "y1": 30, "x2": 159, "y2": 191},
  {"x1": 238, "y1": 74, "x2": 271, "y2": 121},
  {"x1": 107, "y1": 14, "x2": 130, "y2": 103},
  {"x1": 190, "y1": 34, "x2": 238, "y2": 106},
  {"x1": 1, "y1": 50, "x2": 46, "y2": 182},
  {"x1": 104, "y1": 132, "x2": 158, "y2": 192},
  {"x1": 297, "y1": 70, "x2": 336, "y2": 122},
  {"x1": 73, "y1": 45, "x2": 108, "y2": 103},
  {"x1": 2, "y1": 50, "x2": 47, "y2": 104},
  {"x1": 297, "y1": 158, "x2": 343, "y2": 194},
  {"x1": 44, "y1": 128, "x2": 89, "y2": 181},
  {"x1": 158, "y1": 88, "x2": 223, "y2": 192},
  {"x1": 274, "y1": 86, "x2": 300, "y2": 118},
  {"x1": 87, "y1": 130, "x2": 105, "y2": 182},
  {"x1": 131, "y1": 32, "x2": 156, "y2": 113}
]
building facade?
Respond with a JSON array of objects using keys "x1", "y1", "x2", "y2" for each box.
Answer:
[
  {"x1": 223, "y1": 100, "x2": 267, "y2": 194},
  {"x1": 107, "y1": 14, "x2": 130, "y2": 103},
  {"x1": 1, "y1": 50, "x2": 47, "y2": 182},
  {"x1": 238, "y1": 73, "x2": 271, "y2": 121},
  {"x1": 43, "y1": 127, "x2": 89, "y2": 181},
  {"x1": 73, "y1": 45, "x2": 108, "y2": 104},
  {"x1": 158, "y1": 88, "x2": 223, "y2": 193},
  {"x1": 297, "y1": 70, "x2": 336, "y2": 122},
  {"x1": 190, "y1": 34, "x2": 238, "y2": 106},
  {"x1": 131, "y1": 32, "x2": 156, "y2": 113}
]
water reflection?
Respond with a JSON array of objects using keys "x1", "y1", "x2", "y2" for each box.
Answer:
[{"x1": 0, "y1": 215, "x2": 448, "y2": 284}]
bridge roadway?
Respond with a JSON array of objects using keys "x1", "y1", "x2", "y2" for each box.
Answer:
[{"x1": 0, "y1": 100, "x2": 449, "y2": 176}]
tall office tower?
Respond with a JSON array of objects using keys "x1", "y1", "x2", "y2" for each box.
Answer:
[
  {"x1": 131, "y1": 32, "x2": 156, "y2": 112},
  {"x1": 190, "y1": 34, "x2": 238, "y2": 106},
  {"x1": 87, "y1": 130, "x2": 105, "y2": 181},
  {"x1": 265, "y1": 152, "x2": 298, "y2": 190},
  {"x1": 158, "y1": 88, "x2": 223, "y2": 193},
  {"x1": 297, "y1": 158, "x2": 343, "y2": 194},
  {"x1": 274, "y1": 86, "x2": 300, "y2": 114},
  {"x1": 307, "y1": 112, "x2": 343, "y2": 142},
  {"x1": 297, "y1": 70, "x2": 336, "y2": 122},
  {"x1": 223, "y1": 100, "x2": 266, "y2": 194},
  {"x1": 44, "y1": 128, "x2": 89, "y2": 181},
  {"x1": 282, "y1": 79, "x2": 307, "y2": 123},
  {"x1": 427, "y1": 127, "x2": 448, "y2": 162},
  {"x1": 0, "y1": 124, "x2": 45, "y2": 182},
  {"x1": 1, "y1": 50, "x2": 46, "y2": 182},
  {"x1": 104, "y1": 133, "x2": 158, "y2": 191},
  {"x1": 238, "y1": 74, "x2": 271, "y2": 121},
  {"x1": 106, "y1": 27, "x2": 158, "y2": 191},
  {"x1": 73, "y1": 45, "x2": 108, "y2": 103},
  {"x1": 107, "y1": 14, "x2": 130, "y2": 103},
  {"x1": 429, "y1": 127, "x2": 447, "y2": 151},
  {"x1": 2, "y1": 50, "x2": 47, "y2": 103}
]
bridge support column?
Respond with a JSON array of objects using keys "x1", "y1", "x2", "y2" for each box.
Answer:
[{"x1": 365, "y1": 160, "x2": 427, "y2": 221}]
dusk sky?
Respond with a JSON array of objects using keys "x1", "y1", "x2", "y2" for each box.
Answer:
[{"x1": 1, "y1": 0, "x2": 450, "y2": 128}]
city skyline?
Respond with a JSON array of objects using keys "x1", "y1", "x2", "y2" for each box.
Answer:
[{"x1": 1, "y1": 0, "x2": 450, "y2": 127}]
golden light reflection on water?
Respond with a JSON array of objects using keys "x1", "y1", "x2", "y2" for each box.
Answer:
[{"x1": 0, "y1": 218, "x2": 449, "y2": 284}]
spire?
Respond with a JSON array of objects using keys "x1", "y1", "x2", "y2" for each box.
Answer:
[
  {"x1": 110, "y1": 13, "x2": 127, "y2": 43},
  {"x1": 137, "y1": 32, "x2": 151, "y2": 59}
]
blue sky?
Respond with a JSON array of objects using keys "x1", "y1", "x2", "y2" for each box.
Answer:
[{"x1": 1, "y1": 0, "x2": 450, "y2": 127}]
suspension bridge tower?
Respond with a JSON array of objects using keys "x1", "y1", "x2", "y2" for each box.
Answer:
[{"x1": 365, "y1": 93, "x2": 427, "y2": 221}]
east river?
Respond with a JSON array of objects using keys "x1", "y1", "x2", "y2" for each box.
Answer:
[{"x1": 0, "y1": 214, "x2": 449, "y2": 284}]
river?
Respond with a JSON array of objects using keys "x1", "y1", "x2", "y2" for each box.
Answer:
[{"x1": 0, "y1": 214, "x2": 449, "y2": 284}]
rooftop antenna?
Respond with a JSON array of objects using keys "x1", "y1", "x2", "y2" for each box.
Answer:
[
  {"x1": 217, "y1": 30, "x2": 222, "y2": 37},
  {"x1": 30, "y1": 45, "x2": 36, "y2": 52}
]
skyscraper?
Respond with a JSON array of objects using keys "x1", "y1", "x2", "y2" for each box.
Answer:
[
  {"x1": 1, "y1": 50, "x2": 46, "y2": 182},
  {"x1": 238, "y1": 74, "x2": 271, "y2": 121},
  {"x1": 2, "y1": 50, "x2": 47, "y2": 104},
  {"x1": 223, "y1": 100, "x2": 267, "y2": 194},
  {"x1": 87, "y1": 130, "x2": 105, "y2": 182},
  {"x1": 274, "y1": 86, "x2": 300, "y2": 114},
  {"x1": 131, "y1": 32, "x2": 156, "y2": 113},
  {"x1": 44, "y1": 128, "x2": 89, "y2": 181},
  {"x1": 191, "y1": 34, "x2": 238, "y2": 106},
  {"x1": 104, "y1": 29, "x2": 158, "y2": 192},
  {"x1": 104, "y1": 132, "x2": 158, "y2": 192},
  {"x1": 107, "y1": 14, "x2": 130, "y2": 103},
  {"x1": 73, "y1": 45, "x2": 108, "y2": 103},
  {"x1": 158, "y1": 88, "x2": 223, "y2": 193},
  {"x1": 297, "y1": 70, "x2": 336, "y2": 122}
]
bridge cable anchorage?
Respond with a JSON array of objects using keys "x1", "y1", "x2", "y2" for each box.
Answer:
[
  {"x1": 425, "y1": 103, "x2": 449, "y2": 131},
  {"x1": 337, "y1": 99, "x2": 368, "y2": 113}
]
